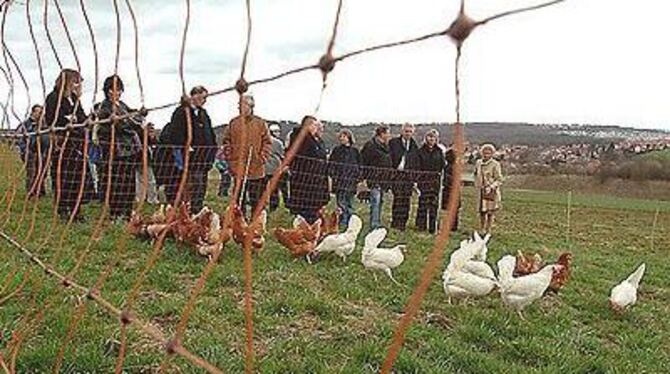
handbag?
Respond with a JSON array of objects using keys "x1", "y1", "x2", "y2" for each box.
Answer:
[{"x1": 481, "y1": 186, "x2": 496, "y2": 201}]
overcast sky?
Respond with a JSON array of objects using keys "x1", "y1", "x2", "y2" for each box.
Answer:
[{"x1": 1, "y1": 0, "x2": 669, "y2": 130}]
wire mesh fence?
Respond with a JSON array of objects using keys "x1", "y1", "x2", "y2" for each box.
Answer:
[{"x1": 0, "y1": 0, "x2": 568, "y2": 372}]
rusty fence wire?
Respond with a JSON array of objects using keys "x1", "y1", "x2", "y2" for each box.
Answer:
[{"x1": 0, "y1": 0, "x2": 567, "y2": 372}]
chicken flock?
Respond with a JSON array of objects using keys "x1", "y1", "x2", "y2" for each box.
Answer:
[
  {"x1": 127, "y1": 202, "x2": 266, "y2": 259},
  {"x1": 127, "y1": 204, "x2": 647, "y2": 318}
]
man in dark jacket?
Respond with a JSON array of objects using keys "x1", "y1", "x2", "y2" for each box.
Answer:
[
  {"x1": 160, "y1": 86, "x2": 217, "y2": 213},
  {"x1": 288, "y1": 116, "x2": 329, "y2": 224},
  {"x1": 360, "y1": 125, "x2": 393, "y2": 230},
  {"x1": 415, "y1": 129, "x2": 445, "y2": 234},
  {"x1": 328, "y1": 129, "x2": 360, "y2": 227},
  {"x1": 388, "y1": 123, "x2": 419, "y2": 230}
]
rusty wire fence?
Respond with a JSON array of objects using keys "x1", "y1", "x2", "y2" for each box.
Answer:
[{"x1": 0, "y1": 0, "x2": 567, "y2": 372}]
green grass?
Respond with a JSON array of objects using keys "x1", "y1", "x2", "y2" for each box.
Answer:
[
  {"x1": 639, "y1": 149, "x2": 670, "y2": 161},
  {"x1": 1, "y1": 149, "x2": 670, "y2": 372}
]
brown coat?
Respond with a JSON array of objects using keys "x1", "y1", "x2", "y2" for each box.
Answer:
[{"x1": 222, "y1": 115, "x2": 272, "y2": 180}]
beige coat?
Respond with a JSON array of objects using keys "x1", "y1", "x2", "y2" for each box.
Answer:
[
  {"x1": 474, "y1": 158, "x2": 503, "y2": 213},
  {"x1": 222, "y1": 115, "x2": 272, "y2": 180}
]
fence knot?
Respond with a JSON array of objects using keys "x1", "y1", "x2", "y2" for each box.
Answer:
[
  {"x1": 61, "y1": 278, "x2": 72, "y2": 288},
  {"x1": 165, "y1": 337, "x2": 181, "y2": 355},
  {"x1": 447, "y1": 11, "x2": 476, "y2": 46},
  {"x1": 318, "y1": 53, "x2": 336, "y2": 76},
  {"x1": 120, "y1": 308, "x2": 132, "y2": 325},
  {"x1": 86, "y1": 287, "x2": 98, "y2": 300},
  {"x1": 235, "y1": 78, "x2": 249, "y2": 95}
]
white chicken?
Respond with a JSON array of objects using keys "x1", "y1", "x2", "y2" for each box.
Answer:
[
  {"x1": 314, "y1": 215, "x2": 363, "y2": 262},
  {"x1": 471, "y1": 232, "x2": 490, "y2": 261},
  {"x1": 497, "y1": 255, "x2": 560, "y2": 319},
  {"x1": 361, "y1": 228, "x2": 406, "y2": 285},
  {"x1": 609, "y1": 263, "x2": 646, "y2": 314},
  {"x1": 446, "y1": 232, "x2": 490, "y2": 274},
  {"x1": 442, "y1": 235, "x2": 496, "y2": 303}
]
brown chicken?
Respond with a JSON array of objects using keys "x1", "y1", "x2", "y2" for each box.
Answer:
[
  {"x1": 230, "y1": 205, "x2": 267, "y2": 252},
  {"x1": 274, "y1": 217, "x2": 322, "y2": 258},
  {"x1": 318, "y1": 208, "x2": 340, "y2": 240},
  {"x1": 127, "y1": 205, "x2": 171, "y2": 239},
  {"x1": 172, "y1": 203, "x2": 210, "y2": 247},
  {"x1": 513, "y1": 251, "x2": 545, "y2": 277},
  {"x1": 548, "y1": 252, "x2": 572, "y2": 293},
  {"x1": 126, "y1": 210, "x2": 148, "y2": 238}
]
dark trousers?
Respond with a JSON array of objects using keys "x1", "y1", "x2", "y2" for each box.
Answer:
[
  {"x1": 165, "y1": 168, "x2": 209, "y2": 214},
  {"x1": 416, "y1": 188, "x2": 438, "y2": 233},
  {"x1": 52, "y1": 148, "x2": 86, "y2": 220},
  {"x1": 189, "y1": 169, "x2": 209, "y2": 214},
  {"x1": 391, "y1": 182, "x2": 413, "y2": 229},
  {"x1": 244, "y1": 177, "x2": 265, "y2": 216},
  {"x1": 441, "y1": 183, "x2": 460, "y2": 231},
  {"x1": 99, "y1": 156, "x2": 137, "y2": 219}
]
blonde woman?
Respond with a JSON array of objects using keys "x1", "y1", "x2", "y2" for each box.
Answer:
[{"x1": 474, "y1": 144, "x2": 503, "y2": 234}]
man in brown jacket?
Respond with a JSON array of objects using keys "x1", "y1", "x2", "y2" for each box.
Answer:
[{"x1": 222, "y1": 94, "x2": 272, "y2": 215}]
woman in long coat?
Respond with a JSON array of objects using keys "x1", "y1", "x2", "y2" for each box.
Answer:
[
  {"x1": 474, "y1": 143, "x2": 503, "y2": 234},
  {"x1": 93, "y1": 75, "x2": 143, "y2": 219},
  {"x1": 288, "y1": 116, "x2": 329, "y2": 224},
  {"x1": 328, "y1": 129, "x2": 360, "y2": 228},
  {"x1": 44, "y1": 69, "x2": 89, "y2": 220}
]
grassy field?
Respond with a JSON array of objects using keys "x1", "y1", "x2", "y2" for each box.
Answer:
[{"x1": 1, "y1": 152, "x2": 670, "y2": 372}]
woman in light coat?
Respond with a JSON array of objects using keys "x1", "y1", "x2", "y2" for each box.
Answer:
[{"x1": 474, "y1": 143, "x2": 503, "y2": 234}]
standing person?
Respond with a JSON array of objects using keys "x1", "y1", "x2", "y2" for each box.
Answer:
[
  {"x1": 222, "y1": 94, "x2": 272, "y2": 215},
  {"x1": 388, "y1": 123, "x2": 419, "y2": 231},
  {"x1": 16, "y1": 104, "x2": 48, "y2": 197},
  {"x1": 328, "y1": 129, "x2": 360, "y2": 228},
  {"x1": 475, "y1": 143, "x2": 503, "y2": 234},
  {"x1": 441, "y1": 144, "x2": 460, "y2": 231},
  {"x1": 360, "y1": 125, "x2": 393, "y2": 230},
  {"x1": 287, "y1": 116, "x2": 329, "y2": 223},
  {"x1": 93, "y1": 75, "x2": 144, "y2": 219},
  {"x1": 415, "y1": 129, "x2": 445, "y2": 234},
  {"x1": 265, "y1": 123, "x2": 286, "y2": 211},
  {"x1": 161, "y1": 86, "x2": 217, "y2": 213},
  {"x1": 44, "y1": 69, "x2": 88, "y2": 220}
]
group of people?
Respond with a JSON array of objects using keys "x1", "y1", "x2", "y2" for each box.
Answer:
[
  {"x1": 14, "y1": 68, "x2": 504, "y2": 235},
  {"x1": 15, "y1": 69, "x2": 218, "y2": 221}
]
